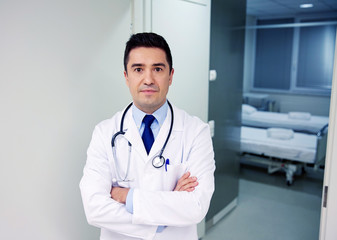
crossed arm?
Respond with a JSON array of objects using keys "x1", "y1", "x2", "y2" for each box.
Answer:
[
  {"x1": 110, "y1": 171, "x2": 198, "y2": 204},
  {"x1": 81, "y1": 121, "x2": 215, "y2": 237}
]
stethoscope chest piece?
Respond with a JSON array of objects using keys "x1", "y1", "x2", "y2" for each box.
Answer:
[{"x1": 152, "y1": 155, "x2": 165, "y2": 168}]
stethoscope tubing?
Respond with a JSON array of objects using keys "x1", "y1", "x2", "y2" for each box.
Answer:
[
  {"x1": 111, "y1": 101, "x2": 174, "y2": 182},
  {"x1": 157, "y1": 100, "x2": 174, "y2": 161},
  {"x1": 111, "y1": 102, "x2": 133, "y2": 148}
]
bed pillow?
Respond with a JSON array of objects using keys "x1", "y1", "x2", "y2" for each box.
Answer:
[
  {"x1": 242, "y1": 104, "x2": 257, "y2": 115},
  {"x1": 267, "y1": 128, "x2": 294, "y2": 140},
  {"x1": 288, "y1": 112, "x2": 311, "y2": 120}
]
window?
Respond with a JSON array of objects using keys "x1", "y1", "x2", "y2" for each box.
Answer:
[
  {"x1": 297, "y1": 18, "x2": 336, "y2": 91},
  {"x1": 252, "y1": 17, "x2": 337, "y2": 95},
  {"x1": 254, "y1": 19, "x2": 293, "y2": 90}
]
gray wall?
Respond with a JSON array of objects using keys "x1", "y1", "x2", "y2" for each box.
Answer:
[
  {"x1": 207, "y1": 0, "x2": 246, "y2": 221},
  {"x1": 0, "y1": 1, "x2": 132, "y2": 239}
]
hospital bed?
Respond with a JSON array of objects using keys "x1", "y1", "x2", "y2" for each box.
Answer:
[
  {"x1": 240, "y1": 104, "x2": 328, "y2": 185},
  {"x1": 242, "y1": 104, "x2": 329, "y2": 134}
]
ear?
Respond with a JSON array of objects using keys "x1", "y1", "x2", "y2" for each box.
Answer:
[
  {"x1": 124, "y1": 71, "x2": 129, "y2": 87},
  {"x1": 169, "y1": 68, "x2": 174, "y2": 86}
]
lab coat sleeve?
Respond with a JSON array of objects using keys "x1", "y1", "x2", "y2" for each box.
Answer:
[
  {"x1": 132, "y1": 122, "x2": 215, "y2": 226},
  {"x1": 79, "y1": 125, "x2": 157, "y2": 239}
]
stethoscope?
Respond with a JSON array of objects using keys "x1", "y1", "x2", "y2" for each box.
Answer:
[{"x1": 111, "y1": 100, "x2": 174, "y2": 185}]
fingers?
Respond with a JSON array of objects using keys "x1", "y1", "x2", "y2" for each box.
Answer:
[
  {"x1": 174, "y1": 171, "x2": 198, "y2": 192},
  {"x1": 110, "y1": 187, "x2": 129, "y2": 204}
]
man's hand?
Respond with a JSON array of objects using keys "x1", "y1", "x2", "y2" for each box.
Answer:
[
  {"x1": 110, "y1": 187, "x2": 129, "y2": 204},
  {"x1": 111, "y1": 172, "x2": 197, "y2": 203},
  {"x1": 174, "y1": 172, "x2": 198, "y2": 192}
]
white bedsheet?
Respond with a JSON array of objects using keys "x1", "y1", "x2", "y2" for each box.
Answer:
[
  {"x1": 240, "y1": 126, "x2": 317, "y2": 163},
  {"x1": 242, "y1": 109, "x2": 328, "y2": 133}
]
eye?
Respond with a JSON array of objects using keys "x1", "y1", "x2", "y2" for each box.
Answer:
[
  {"x1": 134, "y1": 68, "x2": 142, "y2": 72},
  {"x1": 154, "y1": 67, "x2": 163, "y2": 72}
]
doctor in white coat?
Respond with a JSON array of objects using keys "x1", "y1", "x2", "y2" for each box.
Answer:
[{"x1": 80, "y1": 32, "x2": 215, "y2": 240}]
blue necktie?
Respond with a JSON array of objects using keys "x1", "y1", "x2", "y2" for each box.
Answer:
[{"x1": 142, "y1": 115, "x2": 155, "y2": 154}]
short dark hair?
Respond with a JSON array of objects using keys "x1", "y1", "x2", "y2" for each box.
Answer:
[{"x1": 123, "y1": 32, "x2": 173, "y2": 73}]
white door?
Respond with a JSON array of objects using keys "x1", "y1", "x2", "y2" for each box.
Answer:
[
  {"x1": 151, "y1": 0, "x2": 211, "y2": 123},
  {"x1": 319, "y1": 29, "x2": 337, "y2": 240}
]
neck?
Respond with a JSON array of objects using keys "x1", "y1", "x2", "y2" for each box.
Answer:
[{"x1": 134, "y1": 101, "x2": 166, "y2": 115}]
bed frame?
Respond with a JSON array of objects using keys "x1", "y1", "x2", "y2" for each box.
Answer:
[{"x1": 240, "y1": 124, "x2": 328, "y2": 185}]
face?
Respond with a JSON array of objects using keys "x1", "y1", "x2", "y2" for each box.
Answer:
[{"x1": 124, "y1": 47, "x2": 174, "y2": 114}]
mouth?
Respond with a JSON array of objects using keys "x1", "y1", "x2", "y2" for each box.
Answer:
[
  {"x1": 141, "y1": 89, "x2": 157, "y2": 93},
  {"x1": 140, "y1": 87, "x2": 158, "y2": 94}
]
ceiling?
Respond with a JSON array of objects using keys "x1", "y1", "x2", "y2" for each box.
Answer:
[{"x1": 247, "y1": 0, "x2": 337, "y2": 17}]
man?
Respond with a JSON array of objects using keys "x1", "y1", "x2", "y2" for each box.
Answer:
[{"x1": 80, "y1": 32, "x2": 215, "y2": 240}]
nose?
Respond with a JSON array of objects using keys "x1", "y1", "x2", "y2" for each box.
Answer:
[{"x1": 143, "y1": 69, "x2": 154, "y2": 85}]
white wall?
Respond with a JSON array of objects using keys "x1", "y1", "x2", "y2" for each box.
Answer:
[
  {"x1": 0, "y1": 0, "x2": 213, "y2": 238},
  {"x1": 0, "y1": 1, "x2": 132, "y2": 239}
]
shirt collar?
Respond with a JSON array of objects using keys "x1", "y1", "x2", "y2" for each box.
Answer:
[{"x1": 132, "y1": 101, "x2": 168, "y2": 129}]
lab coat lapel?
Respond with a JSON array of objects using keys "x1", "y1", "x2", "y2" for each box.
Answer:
[
  {"x1": 123, "y1": 111, "x2": 148, "y2": 161},
  {"x1": 148, "y1": 106, "x2": 176, "y2": 159},
  {"x1": 123, "y1": 103, "x2": 179, "y2": 163}
]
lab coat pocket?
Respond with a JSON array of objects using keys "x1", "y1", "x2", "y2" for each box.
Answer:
[{"x1": 164, "y1": 162, "x2": 187, "y2": 191}]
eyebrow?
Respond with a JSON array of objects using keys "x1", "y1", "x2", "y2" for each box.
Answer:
[
  {"x1": 130, "y1": 63, "x2": 167, "y2": 68},
  {"x1": 153, "y1": 63, "x2": 166, "y2": 68},
  {"x1": 131, "y1": 63, "x2": 143, "y2": 68}
]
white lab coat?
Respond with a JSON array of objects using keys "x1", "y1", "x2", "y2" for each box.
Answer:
[{"x1": 79, "y1": 104, "x2": 215, "y2": 240}]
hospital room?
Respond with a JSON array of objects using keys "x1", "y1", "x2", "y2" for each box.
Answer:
[
  {"x1": 204, "y1": 0, "x2": 337, "y2": 239},
  {"x1": 1, "y1": 0, "x2": 337, "y2": 239}
]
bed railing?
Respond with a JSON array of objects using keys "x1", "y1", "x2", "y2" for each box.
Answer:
[
  {"x1": 315, "y1": 123, "x2": 329, "y2": 168},
  {"x1": 317, "y1": 123, "x2": 329, "y2": 137}
]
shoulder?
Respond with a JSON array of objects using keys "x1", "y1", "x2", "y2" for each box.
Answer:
[
  {"x1": 97, "y1": 111, "x2": 121, "y2": 127},
  {"x1": 171, "y1": 104, "x2": 213, "y2": 153},
  {"x1": 172, "y1": 104, "x2": 210, "y2": 134},
  {"x1": 93, "y1": 109, "x2": 125, "y2": 137}
]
